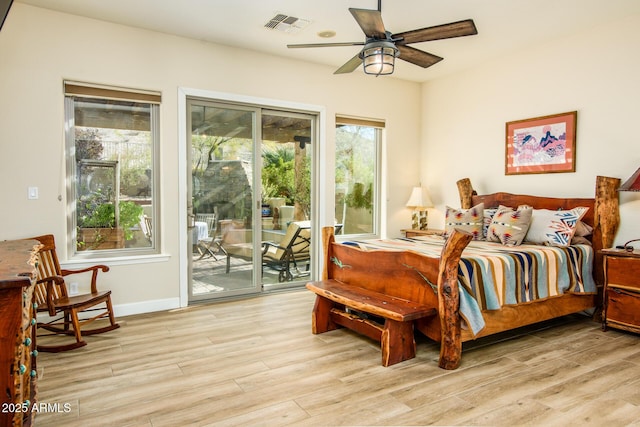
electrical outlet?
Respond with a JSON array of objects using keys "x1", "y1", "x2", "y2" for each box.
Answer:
[{"x1": 69, "y1": 282, "x2": 79, "y2": 295}]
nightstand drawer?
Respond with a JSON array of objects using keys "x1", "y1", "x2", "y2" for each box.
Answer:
[
  {"x1": 607, "y1": 257, "x2": 640, "y2": 290},
  {"x1": 606, "y1": 287, "x2": 640, "y2": 327}
]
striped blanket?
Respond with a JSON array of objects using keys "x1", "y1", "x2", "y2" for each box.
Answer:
[{"x1": 348, "y1": 235, "x2": 596, "y2": 336}]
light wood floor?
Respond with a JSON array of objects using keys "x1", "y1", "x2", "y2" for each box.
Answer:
[{"x1": 36, "y1": 290, "x2": 640, "y2": 427}]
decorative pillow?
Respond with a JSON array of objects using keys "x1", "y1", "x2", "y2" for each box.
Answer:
[
  {"x1": 483, "y1": 208, "x2": 498, "y2": 239},
  {"x1": 445, "y1": 203, "x2": 484, "y2": 240},
  {"x1": 486, "y1": 205, "x2": 533, "y2": 246},
  {"x1": 571, "y1": 236, "x2": 592, "y2": 246},
  {"x1": 574, "y1": 220, "x2": 593, "y2": 237},
  {"x1": 524, "y1": 207, "x2": 589, "y2": 247}
]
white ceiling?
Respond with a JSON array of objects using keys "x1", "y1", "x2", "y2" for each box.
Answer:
[{"x1": 15, "y1": 0, "x2": 640, "y2": 82}]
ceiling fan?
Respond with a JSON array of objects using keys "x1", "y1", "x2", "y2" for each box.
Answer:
[{"x1": 287, "y1": 0, "x2": 477, "y2": 75}]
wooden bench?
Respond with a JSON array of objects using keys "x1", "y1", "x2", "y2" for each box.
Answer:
[
  {"x1": 306, "y1": 227, "x2": 473, "y2": 368},
  {"x1": 306, "y1": 279, "x2": 437, "y2": 366}
]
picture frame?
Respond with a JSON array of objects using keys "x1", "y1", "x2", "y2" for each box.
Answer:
[{"x1": 505, "y1": 111, "x2": 577, "y2": 175}]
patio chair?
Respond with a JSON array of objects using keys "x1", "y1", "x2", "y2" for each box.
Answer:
[
  {"x1": 195, "y1": 212, "x2": 220, "y2": 260},
  {"x1": 140, "y1": 214, "x2": 152, "y2": 242},
  {"x1": 220, "y1": 221, "x2": 311, "y2": 282},
  {"x1": 261, "y1": 222, "x2": 311, "y2": 282},
  {"x1": 30, "y1": 234, "x2": 119, "y2": 352}
]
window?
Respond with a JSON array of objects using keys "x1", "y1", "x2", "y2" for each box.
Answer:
[
  {"x1": 64, "y1": 82, "x2": 161, "y2": 257},
  {"x1": 335, "y1": 116, "x2": 383, "y2": 237}
]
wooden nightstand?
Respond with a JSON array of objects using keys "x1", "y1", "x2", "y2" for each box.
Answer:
[
  {"x1": 601, "y1": 248, "x2": 640, "y2": 334},
  {"x1": 402, "y1": 229, "x2": 444, "y2": 238}
]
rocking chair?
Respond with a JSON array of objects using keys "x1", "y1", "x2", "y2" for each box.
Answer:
[{"x1": 31, "y1": 234, "x2": 119, "y2": 352}]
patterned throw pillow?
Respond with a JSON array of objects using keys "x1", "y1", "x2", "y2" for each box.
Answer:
[
  {"x1": 486, "y1": 205, "x2": 533, "y2": 246},
  {"x1": 524, "y1": 207, "x2": 589, "y2": 246},
  {"x1": 445, "y1": 203, "x2": 484, "y2": 240},
  {"x1": 483, "y1": 208, "x2": 498, "y2": 239}
]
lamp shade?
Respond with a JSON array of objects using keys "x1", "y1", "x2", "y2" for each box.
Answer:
[
  {"x1": 619, "y1": 167, "x2": 640, "y2": 191},
  {"x1": 405, "y1": 187, "x2": 422, "y2": 207},
  {"x1": 406, "y1": 187, "x2": 434, "y2": 208},
  {"x1": 362, "y1": 41, "x2": 398, "y2": 76},
  {"x1": 422, "y1": 190, "x2": 434, "y2": 208}
]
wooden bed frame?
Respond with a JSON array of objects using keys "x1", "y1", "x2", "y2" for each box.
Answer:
[{"x1": 317, "y1": 176, "x2": 621, "y2": 369}]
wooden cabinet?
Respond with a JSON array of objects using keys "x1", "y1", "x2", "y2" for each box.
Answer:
[
  {"x1": 402, "y1": 229, "x2": 444, "y2": 238},
  {"x1": 601, "y1": 248, "x2": 640, "y2": 334},
  {"x1": 0, "y1": 239, "x2": 40, "y2": 427}
]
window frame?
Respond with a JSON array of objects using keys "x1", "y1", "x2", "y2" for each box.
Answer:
[
  {"x1": 335, "y1": 115, "x2": 384, "y2": 239},
  {"x1": 64, "y1": 82, "x2": 161, "y2": 259}
]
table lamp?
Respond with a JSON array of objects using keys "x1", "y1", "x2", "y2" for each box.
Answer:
[
  {"x1": 618, "y1": 167, "x2": 640, "y2": 251},
  {"x1": 406, "y1": 186, "x2": 434, "y2": 230}
]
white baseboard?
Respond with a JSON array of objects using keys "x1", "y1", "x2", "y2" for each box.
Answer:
[
  {"x1": 113, "y1": 297, "x2": 181, "y2": 317},
  {"x1": 37, "y1": 297, "x2": 182, "y2": 323}
]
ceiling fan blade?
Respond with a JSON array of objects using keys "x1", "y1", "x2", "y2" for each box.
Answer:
[
  {"x1": 334, "y1": 54, "x2": 362, "y2": 74},
  {"x1": 349, "y1": 8, "x2": 386, "y2": 39},
  {"x1": 394, "y1": 19, "x2": 477, "y2": 45},
  {"x1": 397, "y1": 45, "x2": 443, "y2": 68},
  {"x1": 288, "y1": 41, "x2": 364, "y2": 49}
]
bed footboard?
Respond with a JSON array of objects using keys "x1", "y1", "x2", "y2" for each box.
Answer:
[{"x1": 318, "y1": 227, "x2": 472, "y2": 369}]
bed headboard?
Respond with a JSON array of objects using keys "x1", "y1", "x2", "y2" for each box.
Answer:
[
  {"x1": 471, "y1": 192, "x2": 596, "y2": 228},
  {"x1": 456, "y1": 176, "x2": 621, "y2": 286}
]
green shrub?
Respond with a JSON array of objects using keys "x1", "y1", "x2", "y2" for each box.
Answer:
[{"x1": 79, "y1": 201, "x2": 143, "y2": 241}]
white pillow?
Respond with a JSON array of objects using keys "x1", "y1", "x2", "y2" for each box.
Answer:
[{"x1": 525, "y1": 207, "x2": 589, "y2": 247}]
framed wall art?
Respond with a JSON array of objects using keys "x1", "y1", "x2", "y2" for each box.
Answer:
[{"x1": 505, "y1": 111, "x2": 577, "y2": 175}]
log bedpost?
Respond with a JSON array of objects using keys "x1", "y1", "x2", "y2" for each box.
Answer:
[
  {"x1": 592, "y1": 176, "x2": 621, "y2": 287},
  {"x1": 437, "y1": 228, "x2": 473, "y2": 370},
  {"x1": 457, "y1": 178, "x2": 476, "y2": 209},
  {"x1": 594, "y1": 176, "x2": 621, "y2": 251}
]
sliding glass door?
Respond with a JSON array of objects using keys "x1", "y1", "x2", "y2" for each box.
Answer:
[
  {"x1": 186, "y1": 98, "x2": 315, "y2": 302},
  {"x1": 261, "y1": 111, "x2": 314, "y2": 288},
  {"x1": 187, "y1": 100, "x2": 260, "y2": 301}
]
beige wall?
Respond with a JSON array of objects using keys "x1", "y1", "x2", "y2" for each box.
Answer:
[
  {"x1": 0, "y1": 4, "x2": 422, "y2": 314},
  {"x1": 421, "y1": 13, "x2": 640, "y2": 247},
  {"x1": 7, "y1": 4, "x2": 635, "y2": 315}
]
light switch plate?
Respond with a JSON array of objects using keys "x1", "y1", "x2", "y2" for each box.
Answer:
[{"x1": 28, "y1": 187, "x2": 38, "y2": 200}]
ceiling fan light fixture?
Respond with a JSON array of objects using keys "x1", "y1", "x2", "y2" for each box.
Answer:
[
  {"x1": 361, "y1": 40, "x2": 398, "y2": 76},
  {"x1": 286, "y1": 2, "x2": 477, "y2": 76}
]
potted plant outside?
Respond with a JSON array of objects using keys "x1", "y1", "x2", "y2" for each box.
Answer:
[{"x1": 77, "y1": 200, "x2": 144, "y2": 251}]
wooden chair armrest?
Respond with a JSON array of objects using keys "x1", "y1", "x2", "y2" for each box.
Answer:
[
  {"x1": 36, "y1": 275, "x2": 65, "y2": 316},
  {"x1": 61, "y1": 265, "x2": 109, "y2": 294},
  {"x1": 61, "y1": 265, "x2": 110, "y2": 276}
]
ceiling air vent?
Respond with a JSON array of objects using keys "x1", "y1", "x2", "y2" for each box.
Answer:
[{"x1": 264, "y1": 13, "x2": 311, "y2": 34}]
